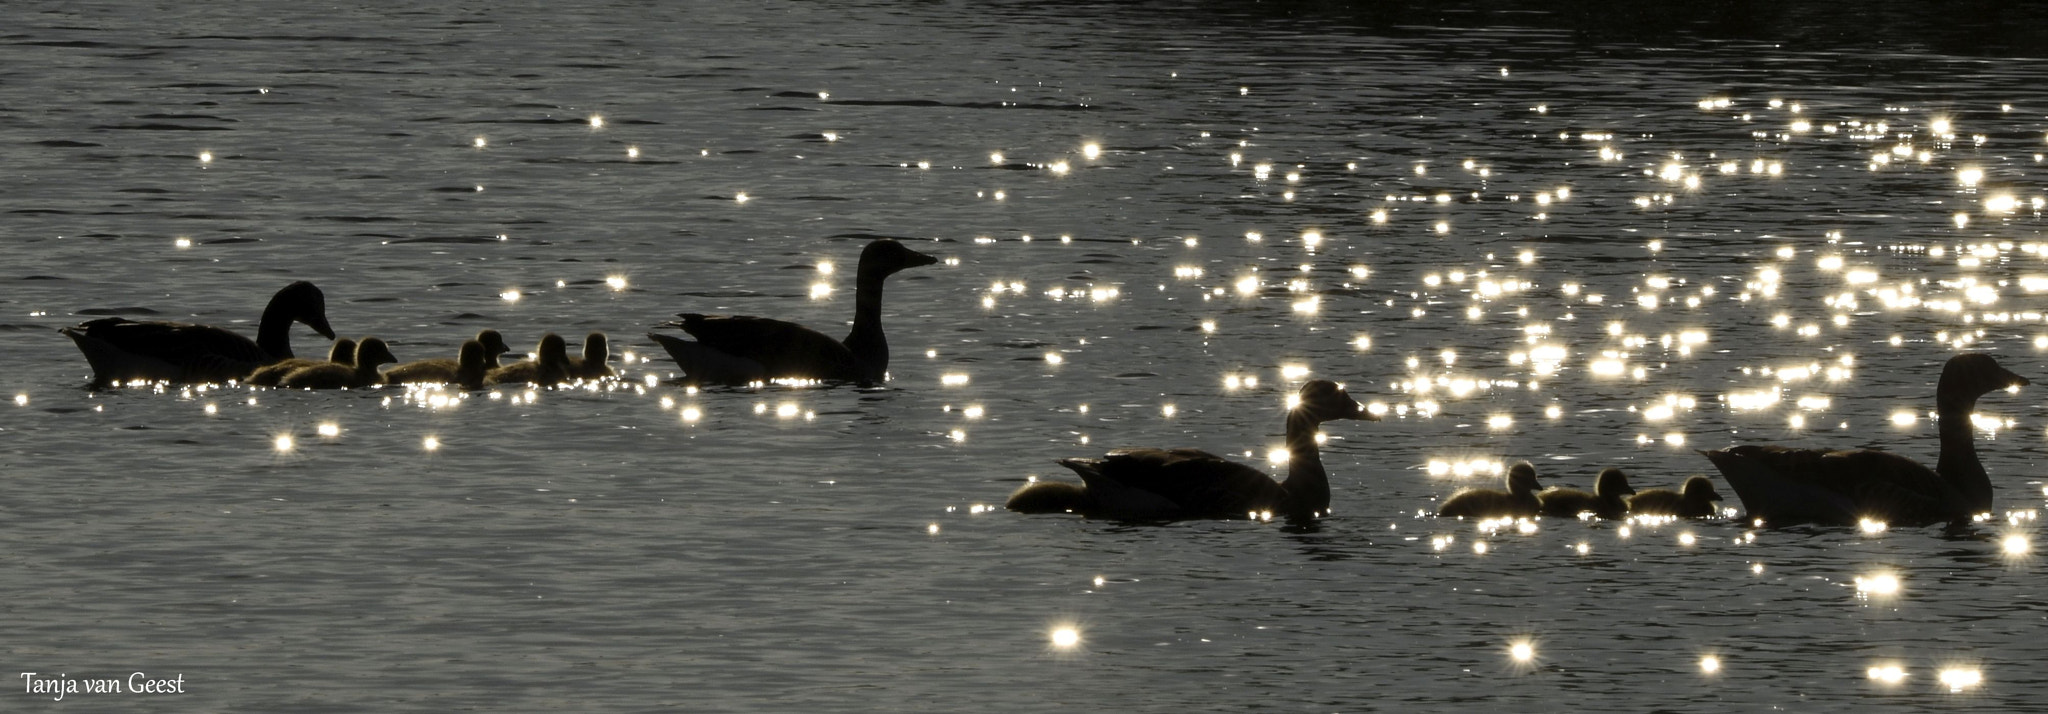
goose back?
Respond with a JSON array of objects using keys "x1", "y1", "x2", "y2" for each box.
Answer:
[
  {"x1": 666, "y1": 315, "x2": 860, "y2": 383},
  {"x1": 1701, "y1": 445, "x2": 1954, "y2": 526},
  {"x1": 1061, "y1": 449, "x2": 1287, "y2": 519}
]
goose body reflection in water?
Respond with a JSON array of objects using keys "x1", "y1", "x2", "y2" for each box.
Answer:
[
  {"x1": 60, "y1": 281, "x2": 336, "y2": 387},
  {"x1": 1700, "y1": 353, "x2": 2028, "y2": 527},
  {"x1": 648, "y1": 239, "x2": 937, "y2": 387},
  {"x1": 1007, "y1": 380, "x2": 1373, "y2": 520}
]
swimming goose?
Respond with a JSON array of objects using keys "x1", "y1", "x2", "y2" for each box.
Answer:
[
  {"x1": 277, "y1": 337, "x2": 397, "y2": 389},
  {"x1": 1006, "y1": 380, "x2": 1374, "y2": 520},
  {"x1": 61, "y1": 280, "x2": 335, "y2": 387},
  {"x1": 647, "y1": 239, "x2": 938, "y2": 387},
  {"x1": 485, "y1": 333, "x2": 570, "y2": 387},
  {"x1": 246, "y1": 337, "x2": 357, "y2": 387},
  {"x1": 1699, "y1": 353, "x2": 2028, "y2": 527},
  {"x1": 384, "y1": 339, "x2": 488, "y2": 389},
  {"x1": 567, "y1": 331, "x2": 616, "y2": 380},
  {"x1": 1537, "y1": 467, "x2": 1635, "y2": 519},
  {"x1": 1626, "y1": 476, "x2": 1724, "y2": 519},
  {"x1": 1437, "y1": 462, "x2": 1543, "y2": 519},
  {"x1": 375, "y1": 329, "x2": 509, "y2": 382}
]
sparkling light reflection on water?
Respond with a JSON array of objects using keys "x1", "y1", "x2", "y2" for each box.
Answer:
[{"x1": 3, "y1": 1, "x2": 2048, "y2": 711}]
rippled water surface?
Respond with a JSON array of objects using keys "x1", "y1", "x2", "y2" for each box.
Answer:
[{"x1": 6, "y1": 1, "x2": 2048, "y2": 711}]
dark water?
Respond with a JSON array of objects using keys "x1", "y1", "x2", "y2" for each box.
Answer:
[{"x1": 4, "y1": 1, "x2": 2048, "y2": 711}]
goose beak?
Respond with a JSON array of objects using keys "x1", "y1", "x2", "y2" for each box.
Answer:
[
  {"x1": 306, "y1": 314, "x2": 337, "y2": 340},
  {"x1": 2008, "y1": 371, "x2": 2031, "y2": 389},
  {"x1": 1354, "y1": 400, "x2": 1378, "y2": 421},
  {"x1": 908, "y1": 249, "x2": 940, "y2": 268}
]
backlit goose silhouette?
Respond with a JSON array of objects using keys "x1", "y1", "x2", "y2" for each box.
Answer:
[
  {"x1": 1699, "y1": 353, "x2": 2028, "y2": 527},
  {"x1": 1537, "y1": 467, "x2": 1634, "y2": 519},
  {"x1": 61, "y1": 281, "x2": 335, "y2": 387},
  {"x1": 385, "y1": 339, "x2": 489, "y2": 390},
  {"x1": 1437, "y1": 462, "x2": 1542, "y2": 519},
  {"x1": 379, "y1": 330, "x2": 509, "y2": 388},
  {"x1": 277, "y1": 337, "x2": 397, "y2": 389},
  {"x1": 648, "y1": 239, "x2": 937, "y2": 387},
  {"x1": 486, "y1": 333, "x2": 570, "y2": 387},
  {"x1": 1626, "y1": 476, "x2": 1723, "y2": 519},
  {"x1": 246, "y1": 337, "x2": 356, "y2": 387},
  {"x1": 567, "y1": 332, "x2": 616, "y2": 380},
  {"x1": 1006, "y1": 380, "x2": 1373, "y2": 520}
]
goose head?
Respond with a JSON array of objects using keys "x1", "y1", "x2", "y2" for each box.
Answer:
[
  {"x1": 582, "y1": 332, "x2": 609, "y2": 363},
  {"x1": 277, "y1": 281, "x2": 338, "y2": 340},
  {"x1": 477, "y1": 329, "x2": 512, "y2": 361},
  {"x1": 1594, "y1": 467, "x2": 1636, "y2": 498},
  {"x1": 457, "y1": 339, "x2": 486, "y2": 370},
  {"x1": 326, "y1": 337, "x2": 359, "y2": 364},
  {"x1": 536, "y1": 333, "x2": 570, "y2": 365},
  {"x1": 1937, "y1": 353, "x2": 2029, "y2": 410},
  {"x1": 354, "y1": 337, "x2": 398, "y2": 369},
  {"x1": 858, "y1": 239, "x2": 940, "y2": 279},
  {"x1": 1293, "y1": 379, "x2": 1374, "y2": 423},
  {"x1": 1681, "y1": 475, "x2": 1722, "y2": 503},
  {"x1": 1507, "y1": 462, "x2": 1542, "y2": 497}
]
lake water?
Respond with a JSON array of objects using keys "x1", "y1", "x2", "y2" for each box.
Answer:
[{"x1": 5, "y1": 1, "x2": 2048, "y2": 711}]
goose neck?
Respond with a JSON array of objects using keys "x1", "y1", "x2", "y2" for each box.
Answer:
[
  {"x1": 256, "y1": 302, "x2": 296, "y2": 359},
  {"x1": 1935, "y1": 395, "x2": 1993, "y2": 514},
  {"x1": 1279, "y1": 408, "x2": 1330, "y2": 517},
  {"x1": 843, "y1": 272, "x2": 890, "y2": 378}
]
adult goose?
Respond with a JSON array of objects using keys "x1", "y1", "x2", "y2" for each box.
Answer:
[
  {"x1": 1437, "y1": 462, "x2": 1543, "y2": 519},
  {"x1": 647, "y1": 239, "x2": 937, "y2": 387},
  {"x1": 1537, "y1": 467, "x2": 1635, "y2": 519},
  {"x1": 61, "y1": 281, "x2": 335, "y2": 387},
  {"x1": 1626, "y1": 476, "x2": 1724, "y2": 519},
  {"x1": 384, "y1": 340, "x2": 489, "y2": 390},
  {"x1": 486, "y1": 333, "x2": 570, "y2": 387},
  {"x1": 1699, "y1": 353, "x2": 2028, "y2": 527},
  {"x1": 246, "y1": 337, "x2": 356, "y2": 387},
  {"x1": 567, "y1": 332, "x2": 616, "y2": 380},
  {"x1": 277, "y1": 337, "x2": 397, "y2": 389},
  {"x1": 1005, "y1": 380, "x2": 1374, "y2": 520}
]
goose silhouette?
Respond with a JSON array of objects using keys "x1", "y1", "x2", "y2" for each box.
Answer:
[
  {"x1": 1537, "y1": 467, "x2": 1634, "y2": 519},
  {"x1": 385, "y1": 339, "x2": 489, "y2": 390},
  {"x1": 648, "y1": 239, "x2": 937, "y2": 387},
  {"x1": 61, "y1": 281, "x2": 335, "y2": 387},
  {"x1": 1699, "y1": 353, "x2": 2028, "y2": 527},
  {"x1": 1626, "y1": 476, "x2": 1723, "y2": 519},
  {"x1": 567, "y1": 331, "x2": 616, "y2": 380},
  {"x1": 1006, "y1": 380, "x2": 1373, "y2": 520},
  {"x1": 1437, "y1": 462, "x2": 1543, "y2": 519},
  {"x1": 278, "y1": 337, "x2": 397, "y2": 389},
  {"x1": 246, "y1": 337, "x2": 357, "y2": 387},
  {"x1": 486, "y1": 333, "x2": 571, "y2": 387}
]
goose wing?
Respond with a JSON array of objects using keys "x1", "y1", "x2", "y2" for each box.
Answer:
[
  {"x1": 1700, "y1": 445, "x2": 1955, "y2": 526},
  {"x1": 383, "y1": 359, "x2": 460, "y2": 385},
  {"x1": 666, "y1": 314, "x2": 861, "y2": 382},
  {"x1": 62, "y1": 317, "x2": 272, "y2": 385},
  {"x1": 1070, "y1": 448, "x2": 1286, "y2": 519}
]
